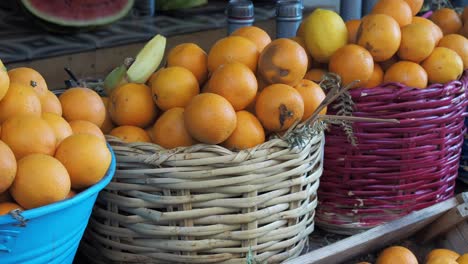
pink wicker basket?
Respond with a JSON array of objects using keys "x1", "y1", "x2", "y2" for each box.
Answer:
[{"x1": 316, "y1": 71, "x2": 468, "y2": 235}]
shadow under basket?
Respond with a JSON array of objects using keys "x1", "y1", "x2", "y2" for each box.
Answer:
[
  {"x1": 79, "y1": 126, "x2": 325, "y2": 263},
  {"x1": 316, "y1": 72, "x2": 468, "y2": 235}
]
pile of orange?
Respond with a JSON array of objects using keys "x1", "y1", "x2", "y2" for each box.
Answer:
[
  {"x1": 299, "y1": 0, "x2": 468, "y2": 89},
  {"x1": 355, "y1": 245, "x2": 468, "y2": 264},
  {"x1": 0, "y1": 64, "x2": 111, "y2": 215},
  {"x1": 102, "y1": 1, "x2": 468, "y2": 153},
  {"x1": 104, "y1": 25, "x2": 326, "y2": 151}
]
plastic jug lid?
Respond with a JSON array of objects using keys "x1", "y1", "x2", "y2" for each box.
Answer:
[
  {"x1": 226, "y1": 0, "x2": 254, "y2": 18},
  {"x1": 276, "y1": 0, "x2": 303, "y2": 17}
]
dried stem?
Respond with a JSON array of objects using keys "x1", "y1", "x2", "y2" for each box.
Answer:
[{"x1": 281, "y1": 72, "x2": 400, "y2": 148}]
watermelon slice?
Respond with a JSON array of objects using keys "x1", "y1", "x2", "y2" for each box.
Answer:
[{"x1": 21, "y1": 0, "x2": 134, "y2": 27}]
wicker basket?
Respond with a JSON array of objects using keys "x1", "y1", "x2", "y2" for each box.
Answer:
[
  {"x1": 457, "y1": 117, "x2": 468, "y2": 184},
  {"x1": 78, "y1": 120, "x2": 326, "y2": 263},
  {"x1": 316, "y1": 72, "x2": 468, "y2": 235}
]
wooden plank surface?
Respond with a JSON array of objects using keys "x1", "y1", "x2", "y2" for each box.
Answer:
[
  {"x1": 417, "y1": 201, "x2": 468, "y2": 243},
  {"x1": 285, "y1": 194, "x2": 465, "y2": 264}
]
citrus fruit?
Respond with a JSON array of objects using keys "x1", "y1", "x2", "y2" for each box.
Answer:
[
  {"x1": 109, "y1": 83, "x2": 158, "y2": 127},
  {"x1": 151, "y1": 66, "x2": 200, "y2": 111},
  {"x1": 167, "y1": 43, "x2": 208, "y2": 85},
  {"x1": 59, "y1": 87, "x2": 106, "y2": 127},
  {"x1": 54, "y1": 134, "x2": 111, "y2": 190},
  {"x1": 10, "y1": 154, "x2": 70, "y2": 209},
  {"x1": 222, "y1": 111, "x2": 265, "y2": 150},
  {"x1": 207, "y1": 61, "x2": 257, "y2": 111},
  {"x1": 255, "y1": 83, "x2": 304, "y2": 132},
  {"x1": 184, "y1": 93, "x2": 237, "y2": 144}
]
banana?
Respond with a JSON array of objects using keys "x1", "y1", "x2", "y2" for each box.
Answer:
[
  {"x1": 0, "y1": 59, "x2": 6, "y2": 71},
  {"x1": 126, "y1": 34, "x2": 166, "y2": 84},
  {"x1": 103, "y1": 64, "x2": 128, "y2": 96}
]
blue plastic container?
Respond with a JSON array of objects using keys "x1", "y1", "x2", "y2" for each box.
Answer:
[{"x1": 0, "y1": 146, "x2": 116, "y2": 264}]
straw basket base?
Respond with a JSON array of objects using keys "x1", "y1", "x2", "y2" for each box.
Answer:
[{"x1": 79, "y1": 130, "x2": 325, "y2": 264}]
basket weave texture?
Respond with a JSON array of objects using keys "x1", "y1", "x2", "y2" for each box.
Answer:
[
  {"x1": 79, "y1": 126, "x2": 325, "y2": 263},
  {"x1": 457, "y1": 117, "x2": 468, "y2": 184},
  {"x1": 316, "y1": 72, "x2": 468, "y2": 235}
]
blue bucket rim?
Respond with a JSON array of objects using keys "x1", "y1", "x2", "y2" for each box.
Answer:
[{"x1": 0, "y1": 144, "x2": 116, "y2": 225}]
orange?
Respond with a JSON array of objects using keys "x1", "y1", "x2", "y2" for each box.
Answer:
[
  {"x1": 231, "y1": 26, "x2": 272, "y2": 53},
  {"x1": 384, "y1": 61, "x2": 428, "y2": 89},
  {"x1": 255, "y1": 83, "x2": 304, "y2": 132},
  {"x1": 109, "y1": 125, "x2": 151, "y2": 143},
  {"x1": 245, "y1": 92, "x2": 258, "y2": 114},
  {"x1": 357, "y1": 14, "x2": 402, "y2": 62},
  {"x1": 40, "y1": 90, "x2": 62, "y2": 116},
  {"x1": 457, "y1": 253, "x2": 468, "y2": 264},
  {"x1": 59, "y1": 87, "x2": 106, "y2": 127},
  {"x1": 346, "y1": 19, "x2": 361, "y2": 44},
  {"x1": 375, "y1": 246, "x2": 418, "y2": 264},
  {"x1": 69, "y1": 120, "x2": 106, "y2": 142},
  {"x1": 2, "y1": 115, "x2": 56, "y2": 159},
  {"x1": 0, "y1": 83, "x2": 42, "y2": 124},
  {"x1": 363, "y1": 64, "x2": 384, "y2": 88},
  {"x1": 437, "y1": 34, "x2": 468, "y2": 69},
  {"x1": 8, "y1": 67, "x2": 48, "y2": 98},
  {"x1": 256, "y1": 74, "x2": 269, "y2": 92},
  {"x1": 66, "y1": 189, "x2": 77, "y2": 199},
  {"x1": 150, "y1": 66, "x2": 200, "y2": 111},
  {"x1": 463, "y1": 7, "x2": 468, "y2": 23},
  {"x1": 412, "y1": 16, "x2": 443, "y2": 45},
  {"x1": 460, "y1": 22, "x2": 468, "y2": 39},
  {"x1": 0, "y1": 59, "x2": 9, "y2": 101},
  {"x1": 422, "y1": 47, "x2": 464, "y2": 84},
  {"x1": 258, "y1": 38, "x2": 308, "y2": 87},
  {"x1": 207, "y1": 61, "x2": 257, "y2": 111},
  {"x1": 222, "y1": 111, "x2": 265, "y2": 150},
  {"x1": 371, "y1": 0, "x2": 413, "y2": 27},
  {"x1": 167, "y1": 43, "x2": 208, "y2": 85},
  {"x1": 294, "y1": 79, "x2": 327, "y2": 121},
  {"x1": 426, "y1": 249, "x2": 460, "y2": 262},
  {"x1": 10, "y1": 154, "x2": 70, "y2": 209},
  {"x1": 431, "y1": 8, "x2": 463, "y2": 35},
  {"x1": 146, "y1": 68, "x2": 162, "y2": 88},
  {"x1": 201, "y1": 80, "x2": 211, "y2": 93},
  {"x1": 304, "y1": 68, "x2": 327, "y2": 83},
  {"x1": 55, "y1": 134, "x2": 111, "y2": 190},
  {"x1": 398, "y1": 23, "x2": 436, "y2": 62},
  {"x1": 184, "y1": 93, "x2": 237, "y2": 144},
  {"x1": 100, "y1": 97, "x2": 115, "y2": 134},
  {"x1": 403, "y1": 0, "x2": 423, "y2": 15},
  {"x1": 207, "y1": 36, "x2": 259, "y2": 73},
  {"x1": 296, "y1": 20, "x2": 306, "y2": 38},
  {"x1": 42, "y1": 112, "x2": 73, "y2": 146},
  {"x1": 426, "y1": 257, "x2": 458, "y2": 264},
  {"x1": 329, "y1": 44, "x2": 374, "y2": 87},
  {"x1": 109, "y1": 83, "x2": 158, "y2": 128},
  {"x1": 380, "y1": 56, "x2": 399, "y2": 72},
  {"x1": 0, "y1": 202, "x2": 23, "y2": 215},
  {"x1": 151, "y1": 107, "x2": 196, "y2": 149},
  {"x1": 145, "y1": 127, "x2": 153, "y2": 141},
  {"x1": 290, "y1": 36, "x2": 313, "y2": 70},
  {"x1": 0, "y1": 140, "x2": 16, "y2": 193},
  {"x1": 0, "y1": 191, "x2": 12, "y2": 203}
]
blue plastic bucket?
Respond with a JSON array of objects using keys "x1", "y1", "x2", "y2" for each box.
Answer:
[{"x1": 0, "y1": 145, "x2": 116, "y2": 264}]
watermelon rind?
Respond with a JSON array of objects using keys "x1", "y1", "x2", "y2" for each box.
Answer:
[{"x1": 20, "y1": 0, "x2": 135, "y2": 27}]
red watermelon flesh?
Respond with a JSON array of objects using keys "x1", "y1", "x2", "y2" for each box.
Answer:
[{"x1": 21, "y1": 0, "x2": 134, "y2": 27}]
